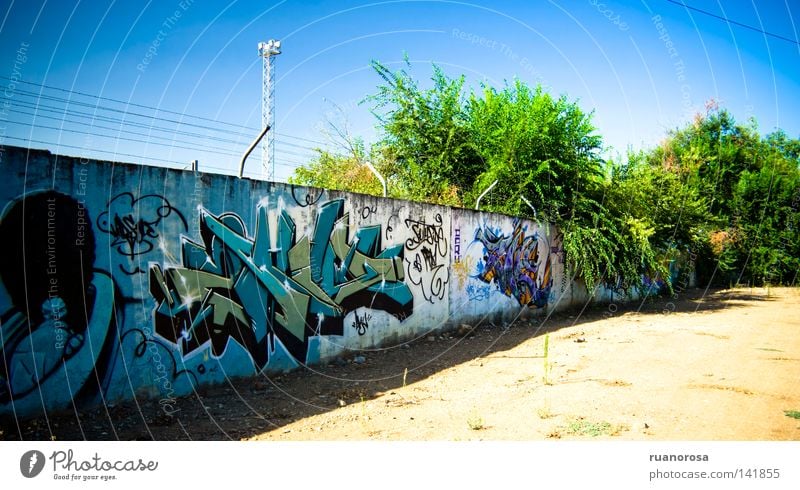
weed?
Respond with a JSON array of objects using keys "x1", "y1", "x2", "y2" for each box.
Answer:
[
  {"x1": 537, "y1": 407, "x2": 554, "y2": 419},
  {"x1": 784, "y1": 410, "x2": 800, "y2": 420},
  {"x1": 359, "y1": 394, "x2": 370, "y2": 432},
  {"x1": 565, "y1": 418, "x2": 627, "y2": 437},
  {"x1": 600, "y1": 379, "x2": 631, "y2": 387},
  {"x1": 543, "y1": 334, "x2": 553, "y2": 385},
  {"x1": 467, "y1": 413, "x2": 485, "y2": 430},
  {"x1": 688, "y1": 384, "x2": 754, "y2": 395},
  {"x1": 537, "y1": 400, "x2": 554, "y2": 419}
]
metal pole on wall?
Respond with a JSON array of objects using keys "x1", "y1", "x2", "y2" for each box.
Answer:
[
  {"x1": 521, "y1": 195, "x2": 537, "y2": 219},
  {"x1": 475, "y1": 179, "x2": 498, "y2": 210},
  {"x1": 239, "y1": 126, "x2": 271, "y2": 178},
  {"x1": 364, "y1": 161, "x2": 387, "y2": 197}
]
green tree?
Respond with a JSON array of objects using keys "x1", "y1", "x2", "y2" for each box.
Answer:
[
  {"x1": 288, "y1": 150, "x2": 378, "y2": 196},
  {"x1": 651, "y1": 104, "x2": 800, "y2": 286},
  {"x1": 366, "y1": 58, "x2": 483, "y2": 205},
  {"x1": 466, "y1": 80, "x2": 604, "y2": 222},
  {"x1": 655, "y1": 104, "x2": 761, "y2": 219},
  {"x1": 727, "y1": 135, "x2": 800, "y2": 285}
]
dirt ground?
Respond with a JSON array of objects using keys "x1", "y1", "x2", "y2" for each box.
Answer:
[{"x1": 2, "y1": 287, "x2": 799, "y2": 441}]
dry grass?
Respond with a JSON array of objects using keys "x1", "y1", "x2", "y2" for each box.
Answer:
[{"x1": 688, "y1": 384, "x2": 754, "y2": 395}]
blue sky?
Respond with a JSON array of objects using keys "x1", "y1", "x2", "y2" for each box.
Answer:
[{"x1": 0, "y1": 0, "x2": 798, "y2": 181}]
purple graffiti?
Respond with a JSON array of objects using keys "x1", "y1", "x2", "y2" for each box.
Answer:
[{"x1": 475, "y1": 220, "x2": 552, "y2": 308}]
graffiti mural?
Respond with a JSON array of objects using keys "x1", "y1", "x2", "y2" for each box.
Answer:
[
  {"x1": 404, "y1": 213, "x2": 449, "y2": 303},
  {"x1": 149, "y1": 198, "x2": 413, "y2": 369},
  {"x1": 0, "y1": 146, "x2": 577, "y2": 421},
  {"x1": 474, "y1": 219, "x2": 553, "y2": 308}
]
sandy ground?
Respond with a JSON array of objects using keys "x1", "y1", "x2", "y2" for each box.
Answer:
[{"x1": 2, "y1": 287, "x2": 799, "y2": 441}]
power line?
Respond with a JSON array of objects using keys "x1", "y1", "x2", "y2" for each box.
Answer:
[
  {"x1": 3, "y1": 136, "x2": 191, "y2": 166},
  {"x1": 275, "y1": 132, "x2": 330, "y2": 147},
  {"x1": 8, "y1": 108, "x2": 250, "y2": 154},
  {"x1": 276, "y1": 139, "x2": 322, "y2": 152},
  {"x1": 5, "y1": 97, "x2": 253, "y2": 140},
  {"x1": 1, "y1": 76, "x2": 335, "y2": 147},
  {"x1": 2, "y1": 119, "x2": 242, "y2": 158},
  {"x1": 3, "y1": 136, "x2": 302, "y2": 183},
  {"x1": 0, "y1": 76, "x2": 259, "y2": 131},
  {"x1": 2, "y1": 138, "x2": 272, "y2": 175},
  {"x1": 274, "y1": 148, "x2": 317, "y2": 159},
  {"x1": 7, "y1": 107, "x2": 319, "y2": 168},
  {"x1": 2, "y1": 77, "x2": 337, "y2": 172},
  {"x1": 7, "y1": 98, "x2": 324, "y2": 155},
  {"x1": 10, "y1": 89, "x2": 258, "y2": 138},
  {"x1": 666, "y1": 0, "x2": 800, "y2": 46}
]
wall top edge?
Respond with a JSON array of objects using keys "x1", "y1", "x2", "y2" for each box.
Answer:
[{"x1": 1, "y1": 143, "x2": 554, "y2": 227}]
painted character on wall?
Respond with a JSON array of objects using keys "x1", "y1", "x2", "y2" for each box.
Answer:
[
  {"x1": 474, "y1": 219, "x2": 553, "y2": 308},
  {"x1": 0, "y1": 191, "x2": 116, "y2": 417}
]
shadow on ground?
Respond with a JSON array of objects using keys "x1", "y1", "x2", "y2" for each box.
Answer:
[{"x1": 0, "y1": 287, "x2": 775, "y2": 441}]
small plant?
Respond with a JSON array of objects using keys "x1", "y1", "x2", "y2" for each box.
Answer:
[
  {"x1": 358, "y1": 394, "x2": 371, "y2": 433},
  {"x1": 565, "y1": 418, "x2": 627, "y2": 437},
  {"x1": 543, "y1": 334, "x2": 553, "y2": 385},
  {"x1": 537, "y1": 396, "x2": 554, "y2": 419},
  {"x1": 784, "y1": 410, "x2": 800, "y2": 420},
  {"x1": 537, "y1": 402, "x2": 554, "y2": 419},
  {"x1": 467, "y1": 413, "x2": 485, "y2": 430}
]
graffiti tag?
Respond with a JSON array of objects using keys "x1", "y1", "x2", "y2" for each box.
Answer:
[
  {"x1": 290, "y1": 185, "x2": 323, "y2": 207},
  {"x1": 97, "y1": 193, "x2": 187, "y2": 274},
  {"x1": 466, "y1": 283, "x2": 491, "y2": 301},
  {"x1": 360, "y1": 205, "x2": 377, "y2": 220},
  {"x1": 352, "y1": 311, "x2": 372, "y2": 336},
  {"x1": 404, "y1": 214, "x2": 449, "y2": 303}
]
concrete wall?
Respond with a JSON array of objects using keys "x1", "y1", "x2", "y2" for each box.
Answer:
[{"x1": 0, "y1": 145, "x2": 607, "y2": 419}]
